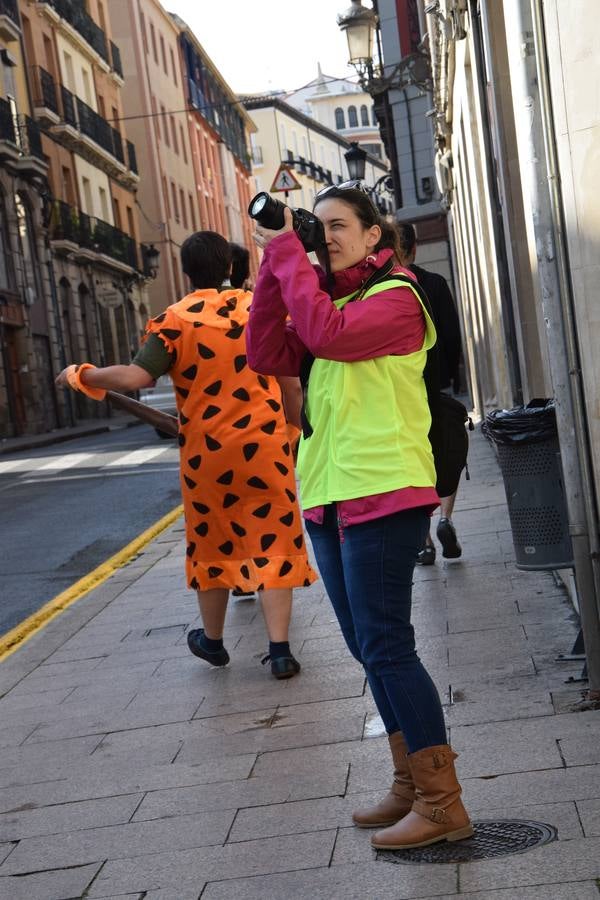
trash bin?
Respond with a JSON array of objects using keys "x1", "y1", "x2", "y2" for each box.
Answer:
[{"x1": 483, "y1": 399, "x2": 574, "y2": 570}]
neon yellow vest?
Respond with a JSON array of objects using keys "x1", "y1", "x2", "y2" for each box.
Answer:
[{"x1": 296, "y1": 278, "x2": 437, "y2": 508}]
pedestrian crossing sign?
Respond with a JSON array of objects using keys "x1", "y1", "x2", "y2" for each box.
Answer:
[{"x1": 270, "y1": 165, "x2": 301, "y2": 192}]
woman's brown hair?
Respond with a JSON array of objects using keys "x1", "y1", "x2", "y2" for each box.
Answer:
[{"x1": 313, "y1": 187, "x2": 403, "y2": 259}]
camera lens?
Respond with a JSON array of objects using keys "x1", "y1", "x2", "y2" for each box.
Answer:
[
  {"x1": 249, "y1": 194, "x2": 268, "y2": 217},
  {"x1": 248, "y1": 192, "x2": 285, "y2": 230}
]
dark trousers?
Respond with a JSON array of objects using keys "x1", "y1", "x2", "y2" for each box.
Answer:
[{"x1": 306, "y1": 505, "x2": 447, "y2": 753}]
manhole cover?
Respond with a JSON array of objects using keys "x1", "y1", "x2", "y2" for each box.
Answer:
[{"x1": 376, "y1": 820, "x2": 557, "y2": 864}]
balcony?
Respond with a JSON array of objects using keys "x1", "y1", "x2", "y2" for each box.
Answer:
[
  {"x1": 36, "y1": 1, "x2": 123, "y2": 80},
  {"x1": 30, "y1": 66, "x2": 60, "y2": 126},
  {"x1": 50, "y1": 199, "x2": 143, "y2": 273},
  {"x1": 30, "y1": 70, "x2": 138, "y2": 185},
  {"x1": 0, "y1": 98, "x2": 47, "y2": 174},
  {"x1": 0, "y1": 0, "x2": 20, "y2": 42}
]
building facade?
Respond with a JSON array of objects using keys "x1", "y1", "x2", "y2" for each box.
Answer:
[
  {"x1": 0, "y1": 0, "x2": 150, "y2": 438},
  {"x1": 418, "y1": 0, "x2": 600, "y2": 685},
  {"x1": 107, "y1": 0, "x2": 199, "y2": 314},
  {"x1": 245, "y1": 94, "x2": 389, "y2": 215},
  {"x1": 286, "y1": 66, "x2": 387, "y2": 164},
  {"x1": 175, "y1": 16, "x2": 257, "y2": 272}
]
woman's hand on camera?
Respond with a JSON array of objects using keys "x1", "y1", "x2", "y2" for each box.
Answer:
[{"x1": 254, "y1": 207, "x2": 294, "y2": 250}]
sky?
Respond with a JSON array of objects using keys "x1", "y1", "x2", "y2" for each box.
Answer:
[{"x1": 167, "y1": 0, "x2": 360, "y2": 95}]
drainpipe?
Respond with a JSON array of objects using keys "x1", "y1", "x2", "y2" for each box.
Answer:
[{"x1": 504, "y1": 0, "x2": 600, "y2": 694}]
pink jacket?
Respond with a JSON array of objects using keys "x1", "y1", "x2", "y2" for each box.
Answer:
[{"x1": 247, "y1": 231, "x2": 439, "y2": 525}]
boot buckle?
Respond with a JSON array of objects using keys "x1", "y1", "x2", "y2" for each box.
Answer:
[{"x1": 430, "y1": 807, "x2": 447, "y2": 824}]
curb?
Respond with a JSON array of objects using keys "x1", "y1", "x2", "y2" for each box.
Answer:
[{"x1": 0, "y1": 503, "x2": 184, "y2": 663}]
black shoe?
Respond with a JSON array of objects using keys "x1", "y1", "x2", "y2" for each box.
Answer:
[
  {"x1": 187, "y1": 628, "x2": 230, "y2": 666},
  {"x1": 417, "y1": 545, "x2": 436, "y2": 566},
  {"x1": 261, "y1": 653, "x2": 301, "y2": 680},
  {"x1": 231, "y1": 589, "x2": 257, "y2": 601},
  {"x1": 436, "y1": 517, "x2": 462, "y2": 558}
]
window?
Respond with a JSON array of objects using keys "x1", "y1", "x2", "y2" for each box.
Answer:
[
  {"x1": 0, "y1": 191, "x2": 13, "y2": 291},
  {"x1": 15, "y1": 193, "x2": 43, "y2": 304},
  {"x1": 334, "y1": 107, "x2": 345, "y2": 129},
  {"x1": 360, "y1": 104, "x2": 369, "y2": 126},
  {"x1": 170, "y1": 47, "x2": 178, "y2": 86},
  {"x1": 170, "y1": 116, "x2": 178, "y2": 154},
  {"x1": 180, "y1": 125, "x2": 187, "y2": 163},
  {"x1": 149, "y1": 22, "x2": 158, "y2": 63},
  {"x1": 112, "y1": 197, "x2": 121, "y2": 229},
  {"x1": 162, "y1": 176, "x2": 170, "y2": 216},
  {"x1": 348, "y1": 105, "x2": 358, "y2": 127},
  {"x1": 97, "y1": 94, "x2": 106, "y2": 118},
  {"x1": 188, "y1": 193, "x2": 196, "y2": 230},
  {"x1": 126, "y1": 206, "x2": 135, "y2": 238},
  {"x1": 159, "y1": 34, "x2": 167, "y2": 74},
  {"x1": 372, "y1": 106, "x2": 378, "y2": 126},
  {"x1": 82, "y1": 176, "x2": 93, "y2": 214},
  {"x1": 180, "y1": 188, "x2": 187, "y2": 228},
  {"x1": 161, "y1": 104, "x2": 169, "y2": 145},
  {"x1": 61, "y1": 166, "x2": 75, "y2": 206},
  {"x1": 172, "y1": 252, "x2": 182, "y2": 297},
  {"x1": 98, "y1": 186, "x2": 109, "y2": 222},
  {"x1": 170, "y1": 181, "x2": 179, "y2": 222},
  {"x1": 81, "y1": 68, "x2": 92, "y2": 106},
  {"x1": 59, "y1": 278, "x2": 75, "y2": 362},
  {"x1": 140, "y1": 11, "x2": 148, "y2": 53}
]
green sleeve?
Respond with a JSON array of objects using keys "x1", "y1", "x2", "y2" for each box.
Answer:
[{"x1": 132, "y1": 333, "x2": 174, "y2": 380}]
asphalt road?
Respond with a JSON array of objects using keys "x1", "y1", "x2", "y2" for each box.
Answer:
[{"x1": 0, "y1": 421, "x2": 181, "y2": 638}]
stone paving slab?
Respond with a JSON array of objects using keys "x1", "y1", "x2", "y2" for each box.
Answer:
[
  {"x1": 200, "y1": 859, "x2": 458, "y2": 900},
  {"x1": 86, "y1": 830, "x2": 337, "y2": 897},
  {"x1": 0, "y1": 861, "x2": 102, "y2": 900}
]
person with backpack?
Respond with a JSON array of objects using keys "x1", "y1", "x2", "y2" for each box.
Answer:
[
  {"x1": 396, "y1": 223, "x2": 466, "y2": 565},
  {"x1": 248, "y1": 184, "x2": 472, "y2": 850}
]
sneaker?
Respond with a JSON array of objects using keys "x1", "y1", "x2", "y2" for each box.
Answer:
[
  {"x1": 186, "y1": 628, "x2": 230, "y2": 666},
  {"x1": 436, "y1": 517, "x2": 462, "y2": 559},
  {"x1": 417, "y1": 545, "x2": 436, "y2": 566},
  {"x1": 261, "y1": 653, "x2": 301, "y2": 680}
]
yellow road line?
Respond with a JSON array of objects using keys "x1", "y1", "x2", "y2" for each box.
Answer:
[{"x1": 0, "y1": 504, "x2": 184, "y2": 664}]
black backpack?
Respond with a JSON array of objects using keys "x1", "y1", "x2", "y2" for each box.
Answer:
[{"x1": 299, "y1": 258, "x2": 473, "y2": 498}]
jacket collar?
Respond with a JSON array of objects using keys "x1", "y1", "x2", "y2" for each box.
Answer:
[{"x1": 316, "y1": 248, "x2": 397, "y2": 300}]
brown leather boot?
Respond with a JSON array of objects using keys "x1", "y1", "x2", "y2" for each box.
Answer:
[
  {"x1": 371, "y1": 744, "x2": 473, "y2": 849},
  {"x1": 352, "y1": 731, "x2": 415, "y2": 828}
]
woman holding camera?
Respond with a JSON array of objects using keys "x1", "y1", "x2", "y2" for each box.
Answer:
[{"x1": 247, "y1": 186, "x2": 472, "y2": 850}]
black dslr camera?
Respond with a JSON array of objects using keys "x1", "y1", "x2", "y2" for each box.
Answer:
[{"x1": 248, "y1": 192, "x2": 325, "y2": 253}]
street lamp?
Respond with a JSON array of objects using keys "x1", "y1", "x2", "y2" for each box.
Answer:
[
  {"x1": 336, "y1": 0, "x2": 378, "y2": 83},
  {"x1": 337, "y1": 0, "x2": 432, "y2": 94},
  {"x1": 343, "y1": 142, "x2": 394, "y2": 214},
  {"x1": 344, "y1": 141, "x2": 368, "y2": 181}
]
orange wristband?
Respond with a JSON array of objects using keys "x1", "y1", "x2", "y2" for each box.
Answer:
[{"x1": 66, "y1": 363, "x2": 106, "y2": 401}]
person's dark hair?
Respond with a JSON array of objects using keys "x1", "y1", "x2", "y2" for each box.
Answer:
[
  {"x1": 229, "y1": 242, "x2": 250, "y2": 288},
  {"x1": 180, "y1": 231, "x2": 231, "y2": 289},
  {"x1": 396, "y1": 223, "x2": 417, "y2": 260},
  {"x1": 313, "y1": 187, "x2": 402, "y2": 258}
]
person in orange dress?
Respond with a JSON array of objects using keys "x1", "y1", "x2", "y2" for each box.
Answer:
[{"x1": 55, "y1": 231, "x2": 316, "y2": 679}]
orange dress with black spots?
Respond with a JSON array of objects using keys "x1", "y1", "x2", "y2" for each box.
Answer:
[{"x1": 146, "y1": 289, "x2": 317, "y2": 593}]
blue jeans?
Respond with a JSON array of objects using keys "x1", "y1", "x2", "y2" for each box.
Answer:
[{"x1": 306, "y1": 505, "x2": 447, "y2": 753}]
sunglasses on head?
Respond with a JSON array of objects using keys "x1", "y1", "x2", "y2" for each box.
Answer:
[{"x1": 315, "y1": 179, "x2": 368, "y2": 200}]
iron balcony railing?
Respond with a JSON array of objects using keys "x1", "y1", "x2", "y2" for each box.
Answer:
[
  {"x1": 17, "y1": 116, "x2": 45, "y2": 160},
  {"x1": 50, "y1": 200, "x2": 141, "y2": 271},
  {"x1": 31, "y1": 70, "x2": 137, "y2": 174},
  {"x1": 38, "y1": 0, "x2": 108, "y2": 63},
  {"x1": 32, "y1": 66, "x2": 59, "y2": 115},
  {"x1": 0, "y1": 0, "x2": 19, "y2": 25}
]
